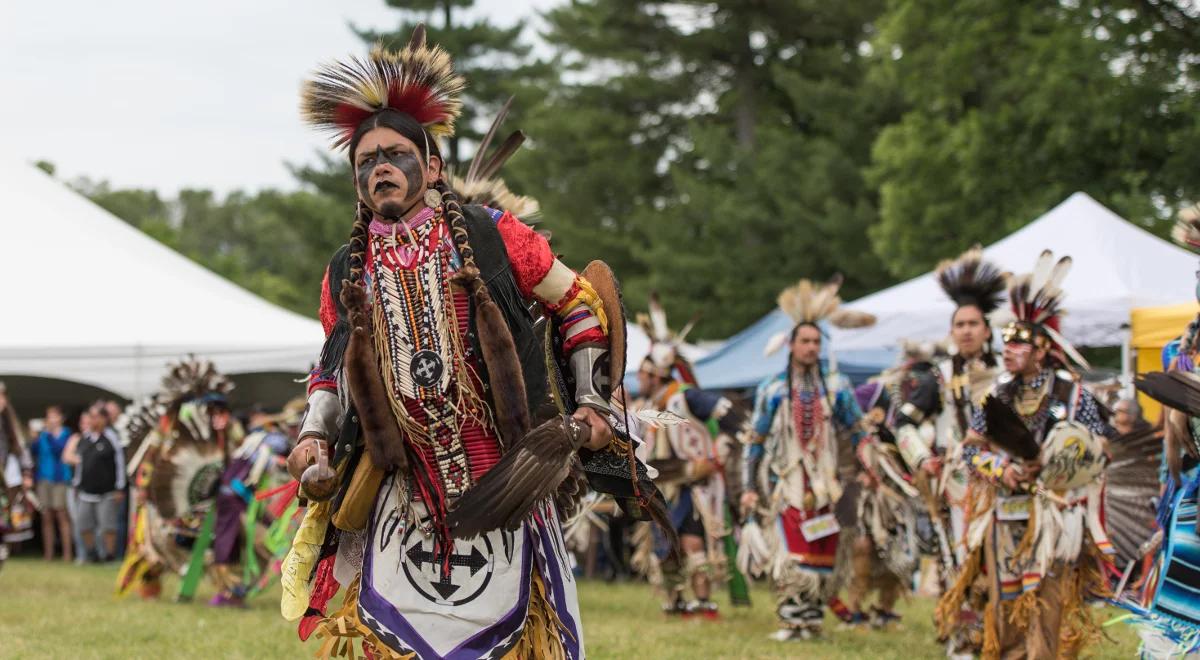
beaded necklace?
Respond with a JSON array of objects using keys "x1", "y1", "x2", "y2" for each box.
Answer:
[{"x1": 792, "y1": 370, "x2": 826, "y2": 449}]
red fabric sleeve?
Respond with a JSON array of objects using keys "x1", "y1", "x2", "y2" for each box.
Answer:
[
  {"x1": 496, "y1": 211, "x2": 554, "y2": 298},
  {"x1": 318, "y1": 266, "x2": 337, "y2": 337}
]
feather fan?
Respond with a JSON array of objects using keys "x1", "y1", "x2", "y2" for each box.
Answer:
[
  {"x1": 446, "y1": 414, "x2": 590, "y2": 539},
  {"x1": 1103, "y1": 424, "x2": 1163, "y2": 570},
  {"x1": 981, "y1": 395, "x2": 1040, "y2": 460}
]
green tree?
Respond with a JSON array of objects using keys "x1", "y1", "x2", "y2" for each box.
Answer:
[
  {"x1": 867, "y1": 0, "x2": 1200, "y2": 278},
  {"x1": 356, "y1": 0, "x2": 550, "y2": 169},
  {"x1": 512, "y1": 1, "x2": 895, "y2": 338}
]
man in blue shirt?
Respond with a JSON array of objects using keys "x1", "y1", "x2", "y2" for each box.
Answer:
[{"x1": 34, "y1": 405, "x2": 73, "y2": 561}]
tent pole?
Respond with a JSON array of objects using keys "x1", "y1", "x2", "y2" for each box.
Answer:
[{"x1": 1119, "y1": 323, "x2": 1132, "y2": 398}]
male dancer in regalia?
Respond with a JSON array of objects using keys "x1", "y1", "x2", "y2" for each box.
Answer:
[
  {"x1": 632, "y1": 297, "x2": 743, "y2": 617},
  {"x1": 929, "y1": 247, "x2": 1007, "y2": 655},
  {"x1": 279, "y1": 27, "x2": 631, "y2": 659},
  {"x1": 740, "y1": 277, "x2": 871, "y2": 641},
  {"x1": 937, "y1": 251, "x2": 1115, "y2": 659},
  {"x1": 847, "y1": 342, "x2": 944, "y2": 628}
]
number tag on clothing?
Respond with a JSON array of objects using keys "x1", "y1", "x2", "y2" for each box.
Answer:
[
  {"x1": 996, "y1": 495, "x2": 1032, "y2": 521},
  {"x1": 800, "y1": 513, "x2": 840, "y2": 542}
]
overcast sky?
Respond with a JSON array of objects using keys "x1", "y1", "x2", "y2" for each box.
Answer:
[{"x1": 0, "y1": 0, "x2": 558, "y2": 194}]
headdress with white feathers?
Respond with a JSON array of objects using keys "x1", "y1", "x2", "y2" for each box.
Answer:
[
  {"x1": 764, "y1": 274, "x2": 876, "y2": 357},
  {"x1": 1172, "y1": 204, "x2": 1200, "y2": 254},
  {"x1": 997, "y1": 250, "x2": 1089, "y2": 370},
  {"x1": 637, "y1": 293, "x2": 699, "y2": 384}
]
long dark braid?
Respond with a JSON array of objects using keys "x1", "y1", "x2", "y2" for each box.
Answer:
[
  {"x1": 437, "y1": 176, "x2": 531, "y2": 447},
  {"x1": 437, "y1": 178, "x2": 477, "y2": 277},
  {"x1": 346, "y1": 202, "x2": 371, "y2": 287}
]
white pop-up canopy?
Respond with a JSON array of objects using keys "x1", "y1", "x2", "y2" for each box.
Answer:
[
  {"x1": 0, "y1": 160, "x2": 325, "y2": 399},
  {"x1": 829, "y1": 192, "x2": 1197, "y2": 351}
]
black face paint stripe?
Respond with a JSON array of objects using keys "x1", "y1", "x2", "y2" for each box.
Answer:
[
  {"x1": 390, "y1": 150, "x2": 424, "y2": 197},
  {"x1": 355, "y1": 145, "x2": 428, "y2": 217}
]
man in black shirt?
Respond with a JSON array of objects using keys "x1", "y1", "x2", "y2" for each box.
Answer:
[{"x1": 65, "y1": 407, "x2": 125, "y2": 562}]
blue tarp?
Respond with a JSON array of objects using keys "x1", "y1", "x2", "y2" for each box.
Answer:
[{"x1": 689, "y1": 309, "x2": 896, "y2": 391}]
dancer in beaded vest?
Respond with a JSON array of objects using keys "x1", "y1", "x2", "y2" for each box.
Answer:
[
  {"x1": 278, "y1": 27, "x2": 639, "y2": 660},
  {"x1": 936, "y1": 250, "x2": 1115, "y2": 660},
  {"x1": 630, "y1": 295, "x2": 747, "y2": 618},
  {"x1": 739, "y1": 276, "x2": 873, "y2": 641}
]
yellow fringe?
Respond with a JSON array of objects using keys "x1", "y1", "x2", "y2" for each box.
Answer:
[
  {"x1": 935, "y1": 545, "x2": 982, "y2": 639},
  {"x1": 311, "y1": 576, "x2": 414, "y2": 660},
  {"x1": 564, "y1": 277, "x2": 609, "y2": 334},
  {"x1": 1007, "y1": 589, "x2": 1040, "y2": 629},
  {"x1": 1056, "y1": 542, "x2": 1112, "y2": 659},
  {"x1": 311, "y1": 571, "x2": 569, "y2": 660},
  {"x1": 502, "y1": 572, "x2": 571, "y2": 660},
  {"x1": 982, "y1": 599, "x2": 1000, "y2": 660}
]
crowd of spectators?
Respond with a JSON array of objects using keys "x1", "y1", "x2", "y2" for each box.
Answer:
[{"x1": 2, "y1": 389, "x2": 131, "y2": 564}]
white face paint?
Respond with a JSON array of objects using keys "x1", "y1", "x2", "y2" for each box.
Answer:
[{"x1": 1002, "y1": 342, "x2": 1034, "y2": 375}]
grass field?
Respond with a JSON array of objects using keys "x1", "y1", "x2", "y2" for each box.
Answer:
[{"x1": 0, "y1": 557, "x2": 1141, "y2": 659}]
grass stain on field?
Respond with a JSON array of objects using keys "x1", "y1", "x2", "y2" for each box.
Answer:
[{"x1": 0, "y1": 557, "x2": 1140, "y2": 658}]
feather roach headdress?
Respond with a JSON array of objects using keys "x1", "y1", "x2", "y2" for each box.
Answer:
[
  {"x1": 637, "y1": 292, "x2": 699, "y2": 384},
  {"x1": 936, "y1": 245, "x2": 1008, "y2": 316},
  {"x1": 764, "y1": 274, "x2": 876, "y2": 357},
  {"x1": 1172, "y1": 204, "x2": 1200, "y2": 253},
  {"x1": 300, "y1": 25, "x2": 465, "y2": 150},
  {"x1": 446, "y1": 97, "x2": 540, "y2": 220},
  {"x1": 997, "y1": 249, "x2": 1089, "y2": 370}
]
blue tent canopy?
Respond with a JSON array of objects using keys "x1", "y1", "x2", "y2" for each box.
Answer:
[{"x1": 689, "y1": 309, "x2": 895, "y2": 391}]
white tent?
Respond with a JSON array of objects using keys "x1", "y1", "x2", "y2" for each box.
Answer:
[
  {"x1": 829, "y1": 192, "x2": 1196, "y2": 351},
  {"x1": 0, "y1": 160, "x2": 325, "y2": 399}
]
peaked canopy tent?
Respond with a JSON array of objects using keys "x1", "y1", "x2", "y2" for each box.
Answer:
[
  {"x1": 693, "y1": 193, "x2": 1196, "y2": 391},
  {"x1": 690, "y1": 310, "x2": 893, "y2": 391},
  {"x1": 0, "y1": 160, "x2": 325, "y2": 409}
]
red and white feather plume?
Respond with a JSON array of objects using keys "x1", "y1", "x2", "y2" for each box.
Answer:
[{"x1": 300, "y1": 25, "x2": 465, "y2": 149}]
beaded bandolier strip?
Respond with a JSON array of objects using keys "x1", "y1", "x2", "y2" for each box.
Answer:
[
  {"x1": 793, "y1": 374, "x2": 825, "y2": 449},
  {"x1": 369, "y1": 211, "x2": 492, "y2": 497}
]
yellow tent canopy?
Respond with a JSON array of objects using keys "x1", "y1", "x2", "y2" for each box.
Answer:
[{"x1": 1131, "y1": 302, "x2": 1199, "y2": 421}]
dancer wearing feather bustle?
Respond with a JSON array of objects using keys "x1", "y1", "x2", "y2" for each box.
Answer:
[
  {"x1": 279, "y1": 26, "x2": 660, "y2": 660},
  {"x1": 738, "y1": 276, "x2": 872, "y2": 641},
  {"x1": 115, "y1": 357, "x2": 267, "y2": 605},
  {"x1": 936, "y1": 250, "x2": 1115, "y2": 659},
  {"x1": 630, "y1": 296, "x2": 747, "y2": 618}
]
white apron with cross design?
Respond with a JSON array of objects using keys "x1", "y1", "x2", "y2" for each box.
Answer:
[{"x1": 356, "y1": 472, "x2": 584, "y2": 659}]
